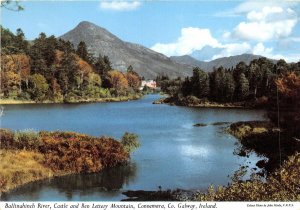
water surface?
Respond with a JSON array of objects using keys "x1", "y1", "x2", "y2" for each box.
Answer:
[{"x1": 0, "y1": 94, "x2": 267, "y2": 201}]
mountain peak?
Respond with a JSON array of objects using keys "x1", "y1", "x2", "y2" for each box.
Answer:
[{"x1": 77, "y1": 21, "x2": 97, "y2": 28}]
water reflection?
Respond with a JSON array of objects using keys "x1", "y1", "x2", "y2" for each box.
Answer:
[{"x1": 1, "y1": 163, "x2": 137, "y2": 201}]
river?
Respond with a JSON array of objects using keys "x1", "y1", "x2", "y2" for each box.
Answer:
[{"x1": 0, "y1": 94, "x2": 267, "y2": 201}]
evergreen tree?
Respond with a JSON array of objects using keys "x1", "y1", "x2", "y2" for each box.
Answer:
[
  {"x1": 181, "y1": 77, "x2": 192, "y2": 96},
  {"x1": 236, "y1": 73, "x2": 249, "y2": 100},
  {"x1": 76, "y1": 41, "x2": 89, "y2": 62},
  {"x1": 57, "y1": 50, "x2": 79, "y2": 94},
  {"x1": 191, "y1": 67, "x2": 209, "y2": 99},
  {"x1": 223, "y1": 72, "x2": 235, "y2": 102}
]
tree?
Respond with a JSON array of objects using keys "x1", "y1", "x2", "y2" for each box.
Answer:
[
  {"x1": 191, "y1": 67, "x2": 209, "y2": 99},
  {"x1": 103, "y1": 56, "x2": 112, "y2": 73},
  {"x1": 57, "y1": 39, "x2": 75, "y2": 53},
  {"x1": 236, "y1": 73, "x2": 249, "y2": 100},
  {"x1": 181, "y1": 77, "x2": 192, "y2": 96},
  {"x1": 107, "y1": 70, "x2": 128, "y2": 95},
  {"x1": 209, "y1": 67, "x2": 226, "y2": 101},
  {"x1": 50, "y1": 78, "x2": 63, "y2": 102},
  {"x1": 29, "y1": 33, "x2": 56, "y2": 76},
  {"x1": 275, "y1": 59, "x2": 289, "y2": 75},
  {"x1": 15, "y1": 28, "x2": 28, "y2": 53},
  {"x1": 268, "y1": 72, "x2": 300, "y2": 138},
  {"x1": 76, "y1": 41, "x2": 89, "y2": 62},
  {"x1": 28, "y1": 74, "x2": 49, "y2": 101},
  {"x1": 1, "y1": 71, "x2": 21, "y2": 98},
  {"x1": 121, "y1": 132, "x2": 140, "y2": 153},
  {"x1": 126, "y1": 71, "x2": 141, "y2": 91},
  {"x1": 127, "y1": 65, "x2": 134, "y2": 72},
  {"x1": 1, "y1": 0, "x2": 24, "y2": 11},
  {"x1": 94, "y1": 54, "x2": 112, "y2": 87},
  {"x1": 233, "y1": 62, "x2": 247, "y2": 82},
  {"x1": 223, "y1": 72, "x2": 235, "y2": 102},
  {"x1": 56, "y1": 50, "x2": 79, "y2": 94}
]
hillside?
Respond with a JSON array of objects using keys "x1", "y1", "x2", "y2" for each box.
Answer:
[{"x1": 170, "y1": 54, "x2": 266, "y2": 72}]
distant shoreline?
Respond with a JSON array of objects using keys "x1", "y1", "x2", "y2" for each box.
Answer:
[{"x1": 0, "y1": 94, "x2": 143, "y2": 105}]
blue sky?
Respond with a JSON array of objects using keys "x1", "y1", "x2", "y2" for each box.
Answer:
[{"x1": 2, "y1": 0, "x2": 300, "y2": 62}]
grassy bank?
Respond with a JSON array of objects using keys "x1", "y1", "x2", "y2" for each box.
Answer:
[
  {"x1": 228, "y1": 121, "x2": 299, "y2": 163},
  {"x1": 0, "y1": 93, "x2": 143, "y2": 105},
  {"x1": 0, "y1": 150, "x2": 56, "y2": 193},
  {"x1": 0, "y1": 129, "x2": 138, "y2": 194},
  {"x1": 153, "y1": 95, "x2": 266, "y2": 109}
]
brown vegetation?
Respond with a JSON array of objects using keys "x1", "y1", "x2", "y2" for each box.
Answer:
[
  {"x1": 0, "y1": 150, "x2": 53, "y2": 193},
  {"x1": 0, "y1": 129, "x2": 132, "y2": 193}
]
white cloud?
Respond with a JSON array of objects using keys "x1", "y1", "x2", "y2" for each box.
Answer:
[
  {"x1": 211, "y1": 43, "x2": 251, "y2": 60},
  {"x1": 252, "y1": 43, "x2": 273, "y2": 55},
  {"x1": 216, "y1": 0, "x2": 297, "y2": 17},
  {"x1": 231, "y1": 6, "x2": 298, "y2": 42},
  {"x1": 151, "y1": 27, "x2": 221, "y2": 56},
  {"x1": 100, "y1": 1, "x2": 141, "y2": 11},
  {"x1": 251, "y1": 43, "x2": 299, "y2": 62}
]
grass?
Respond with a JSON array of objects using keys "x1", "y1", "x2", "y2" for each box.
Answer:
[
  {"x1": 0, "y1": 99, "x2": 36, "y2": 104},
  {"x1": 228, "y1": 121, "x2": 273, "y2": 140},
  {"x1": 0, "y1": 150, "x2": 54, "y2": 193},
  {"x1": 0, "y1": 93, "x2": 143, "y2": 104}
]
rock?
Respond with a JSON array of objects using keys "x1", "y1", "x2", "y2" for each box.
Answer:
[
  {"x1": 256, "y1": 160, "x2": 267, "y2": 168},
  {"x1": 193, "y1": 123, "x2": 207, "y2": 127}
]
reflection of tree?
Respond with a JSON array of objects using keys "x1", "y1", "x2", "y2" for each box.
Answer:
[
  {"x1": 1, "y1": 0, "x2": 23, "y2": 11},
  {"x1": 2, "y1": 162, "x2": 137, "y2": 201}
]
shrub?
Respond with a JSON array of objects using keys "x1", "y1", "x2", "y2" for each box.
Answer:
[
  {"x1": 99, "y1": 88, "x2": 111, "y2": 98},
  {"x1": 0, "y1": 128, "x2": 14, "y2": 149},
  {"x1": 121, "y1": 132, "x2": 140, "y2": 153},
  {"x1": 39, "y1": 131, "x2": 129, "y2": 173},
  {"x1": 14, "y1": 129, "x2": 41, "y2": 150}
]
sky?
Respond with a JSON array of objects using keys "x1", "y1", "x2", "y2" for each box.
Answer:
[{"x1": 2, "y1": 0, "x2": 300, "y2": 62}]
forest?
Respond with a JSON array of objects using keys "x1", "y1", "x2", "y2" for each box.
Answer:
[
  {"x1": 157, "y1": 58, "x2": 300, "y2": 103},
  {"x1": 1, "y1": 26, "x2": 142, "y2": 103}
]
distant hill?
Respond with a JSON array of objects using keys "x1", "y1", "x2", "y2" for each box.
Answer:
[
  {"x1": 60, "y1": 21, "x2": 193, "y2": 79},
  {"x1": 171, "y1": 54, "x2": 270, "y2": 71}
]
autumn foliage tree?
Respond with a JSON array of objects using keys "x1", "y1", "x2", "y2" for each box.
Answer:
[
  {"x1": 107, "y1": 70, "x2": 129, "y2": 96},
  {"x1": 28, "y1": 74, "x2": 49, "y2": 101},
  {"x1": 0, "y1": 26, "x2": 142, "y2": 102},
  {"x1": 126, "y1": 70, "x2": 141, "y2": 91},
  {"x1": 268, "y1": 72, "x2": 300, "y2": 138}
]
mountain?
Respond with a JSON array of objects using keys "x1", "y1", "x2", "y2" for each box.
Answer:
[
  {"x1": 171, "y1": 54, "x2": 265, "y2": 71},
  {"x1": 170, "y1": 55, "x2": 206, "y2": 68},
  {"x1": 190, "y1": 46, "x2": 223, "y2": 61},
  {"x1": 60, "y1": 21, "x2": 193, "y2": 79}
]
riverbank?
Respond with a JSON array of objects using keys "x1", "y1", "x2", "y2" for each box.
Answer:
[
  {"x1": 0, "y1": 93, "x2": 143, "y2": 105},
  {"x1": 228, "y1": 121, "x2": 300, "y2": 172},
  {"x1": 153, "y1": 96, "x2": 267, "y2": 109},
  {"x1": 0, "y1": 129, "x2": 134, "y2": 195},
  {"x1": 194, "y1": 152, "x2": 300, "y2": 201},
  {"x1": 0, "y1": 149, "x2": 67, "y2": 194}
]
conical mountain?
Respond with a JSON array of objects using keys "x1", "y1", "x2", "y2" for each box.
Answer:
[{"x1": 60, "y1": 21, "x2": 193, "y2": 79}]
